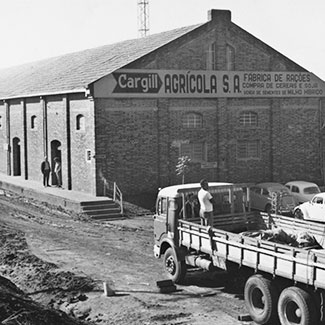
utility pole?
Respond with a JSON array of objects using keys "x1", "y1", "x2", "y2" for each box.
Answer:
[{"x1": 138, "y1": 0, "x2": 149, "y2": 37}]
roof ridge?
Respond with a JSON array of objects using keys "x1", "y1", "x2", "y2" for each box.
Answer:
[{"x1": 0, "y1": 22, "x2": 204, "y2": 99}]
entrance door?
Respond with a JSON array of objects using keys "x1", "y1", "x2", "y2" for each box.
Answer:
[
  {"x1": 50, "y1": 140, "x2": 62, "y2": 185},
  {"x1": 12, "y1": 137, "x2": 21, "y2": 176}
]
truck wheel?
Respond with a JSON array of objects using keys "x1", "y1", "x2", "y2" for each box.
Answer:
[
  {"x1": 278, "y1": 286, "x2": 316, "y2": 325},
  {"x1": 163, "y1": 247, "x2": 186, "y2": 284},
  {"x1": 244, "y1": 274, "x2": 279, "y2": 324}
]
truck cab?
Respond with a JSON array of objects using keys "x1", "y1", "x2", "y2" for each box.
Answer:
[{"x1": 153, "y1": 182, "x2": 249, "y2": 259}]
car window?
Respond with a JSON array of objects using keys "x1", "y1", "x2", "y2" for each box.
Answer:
[
  {"x1": 250, "y1": 187, "x2": 260, "y2": 194},
  {"x1": 261, "y1": 188, "x2": 269, "y2": 196},
  {"x1": 312, "y1": 196, "x2": 323, "y2": 204},
  {"x1": 304, "y1": 186, "x2": 320, "y2": 194},
  {"x1": 292, "y1": 186, "x2": 299, "y2": 193}
]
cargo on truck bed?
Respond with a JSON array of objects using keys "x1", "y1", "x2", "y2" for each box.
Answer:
[{"x1": 153, "y1": 182, "x2": 325, "y2": 325}]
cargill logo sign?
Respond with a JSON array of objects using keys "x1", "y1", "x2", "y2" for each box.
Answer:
[
  {"x1": 94, "y1": 69, "x2": 325, "y2": 98},
  {"x1": 113, "y1": 72, "x2": 162, "y2": 93}
]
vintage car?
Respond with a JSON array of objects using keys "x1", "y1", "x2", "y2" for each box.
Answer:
[
  {"x1": 249, "y1": 182, "x2": 297, "y2": 215},
  {"x1": 285, "y1": 181, "x2": 320, "y2": 204},
  {"x1": 294, "y1": 192, "x2": 325, "y2": 222}
]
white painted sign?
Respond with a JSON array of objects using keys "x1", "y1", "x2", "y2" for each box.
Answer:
[{"x1": 94, "y1": 69, "x2": 325, "y2": 98}]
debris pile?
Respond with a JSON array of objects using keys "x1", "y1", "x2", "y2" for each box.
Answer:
[{"x1": 0, "y1": 224, "x2": 97, "y2": 325}]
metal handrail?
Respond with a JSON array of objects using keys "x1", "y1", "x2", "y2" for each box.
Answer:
[{"x1": 103, "y1": 180, "x2": 123, "y2": 215}]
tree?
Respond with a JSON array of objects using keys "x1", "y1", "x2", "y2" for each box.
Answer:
[{"x1": 176, "y1": 156, "x2": 191, "y2": 184}]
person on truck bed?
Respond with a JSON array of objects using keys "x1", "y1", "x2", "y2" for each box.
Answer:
[{"x1": 198, "y1": 179, "x2": 214, "y2": 226}]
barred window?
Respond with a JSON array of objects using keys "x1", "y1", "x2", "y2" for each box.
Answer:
[
  {"x1": 239, "y1": 111, "x2": 258, "y2": 126},
  {"x1": 182, "y1": 113, "x2": 202, "y2": 129},
  {"x1": 237, "y1": 140, "x2": 260, "y2": 159},
  {"x1": 180, "y1": 142, "x2": 206, "y2": 162},
  {"x1": 207, "y1": 42, "x2": 217, "y2": 70}
]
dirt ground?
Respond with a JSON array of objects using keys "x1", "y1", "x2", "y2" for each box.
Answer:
[{"x1": 0, "y1": 190, "x2": 254, "y2": 325}]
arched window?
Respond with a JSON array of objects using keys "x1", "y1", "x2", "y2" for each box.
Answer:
[
  {"x1": 31, "y1": 115, "x2": 37, "y2": 129},
  {"x1": 76, "y1": 114, "x2": 85, "y2": 131},
  {"x1": 182, "y1": 113, "x2": 203, "y2": 129},
  {"x1": 239, "y1": 111, "x2": 258, "y2": 127},
  {"x1": 226, "y1": 44, "x2": 235, "y2": 70},
  {"x1": 207, "y1": 42, "x2": 217, "y2": 70}
]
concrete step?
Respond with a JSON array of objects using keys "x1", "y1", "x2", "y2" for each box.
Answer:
[
  {"x1": 90, "y1": 214, "x2": 123, "y2": 221},
  {"x1": 79, "y1": 200, "x2": 122, "y2": 219},
  {"x1": 82, "y1": 208, "x2": 121, "y2": 215},
  {"x1": 80, "y1": 200, "x2": 115, "y2": 206},
  {"x1": 81, "y1": 204, "x2": 119, "y2": 212}
]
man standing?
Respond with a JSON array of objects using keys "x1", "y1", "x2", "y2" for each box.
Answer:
[
  {"x1": 54, "y1": 157, "x2": 62, "y2": 188},
  {"x1": 41, "y1": 156, "x2": 51, "y2": 187},
  {"x1": 198, "y1": 179, "x2": 214, "y2": 226}
]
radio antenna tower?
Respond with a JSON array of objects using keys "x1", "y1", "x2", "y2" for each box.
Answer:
[{"x1": 138, "y1": 0, "x2": 149, "y2": 37}]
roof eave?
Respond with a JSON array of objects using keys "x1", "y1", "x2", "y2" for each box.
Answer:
[{"x1": 0, "y1": 88, "x2": 87, "y2": 101}]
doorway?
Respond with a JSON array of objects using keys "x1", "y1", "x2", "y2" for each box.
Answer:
[
  {"x1": 50, "y1": 140, "x2": 62, "y2": 186},
  {"x1": 12, "y1": 137, "x2": 21, "y2": 176}
]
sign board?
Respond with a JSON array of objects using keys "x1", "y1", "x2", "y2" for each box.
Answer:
[
  {"x1": 201, "y1": 162, "x2": 218, "y2": 169},
  {"x1": 94, "y1": 69, "x2": 325, "y2": 98}
]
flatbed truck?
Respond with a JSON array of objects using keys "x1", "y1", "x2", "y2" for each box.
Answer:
[{"x1": 153, "y1": 182, "x2": 325, "y2": 325}]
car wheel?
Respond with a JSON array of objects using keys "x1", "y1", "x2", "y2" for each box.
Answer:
[
  {"x1": 294, "y1": 209, "x2": 304, "y2": 219},
  {"x1": 265, "y1": 204, "x2": 272, "y2": 214}
]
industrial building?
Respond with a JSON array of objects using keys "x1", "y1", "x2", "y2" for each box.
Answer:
[{"x1": 0, "y1": 9, "x2": 324, "y2": 204}]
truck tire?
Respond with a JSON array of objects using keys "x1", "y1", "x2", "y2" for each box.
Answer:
[
  {"x1": 244, "y1": 274, "x2": 279, "y2": 324},
  {"x1": 163, "y1": 247, "x2": 186, "y2": 284},
  {"x1": 278, "y1": 286, "x2": 316, "y2": 325}
]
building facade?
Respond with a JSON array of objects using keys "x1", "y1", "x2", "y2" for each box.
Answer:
[{"x1": 0, "y1": 9, "x2": 324, "y2": 202}]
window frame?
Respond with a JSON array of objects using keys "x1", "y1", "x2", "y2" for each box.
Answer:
[
  {"x1": 239, "y1": 111, "x2": 258, "y2": 127},
  {"x1": 31, "y1": 115, "x2": 37, "y2": 130},
  {"x1": 182, "y1": 112, "x2": 203, "y2": 129},
  {"x1": 206, "y1": 42, "x2": 217, "y2": 70},
  {"x1": 237, "y1": 140, "x2": 260, "y2": 160},
  {"x1": 180, "y1": 142, "x2": 207, "y2": 163},
  {"x1": 226, "y1": 44, "x2": 235, "y2": 70},
  {"x1": 76, "y1": 114, "x2": 85, "y2": 131}
]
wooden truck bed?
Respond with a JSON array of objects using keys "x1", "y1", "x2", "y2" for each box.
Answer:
[{"x1": 178, "y1": 213, "x2": 325, "y2": 290}]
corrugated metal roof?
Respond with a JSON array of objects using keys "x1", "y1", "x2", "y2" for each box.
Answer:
[{"x1": 0, "y1": 23, "x2": 203, "y2": 100}]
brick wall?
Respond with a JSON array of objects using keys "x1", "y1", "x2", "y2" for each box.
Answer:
[
  {"x1": 92, "y1": 10, "x2": 324, "y2": 197},
  {"x1": 26, "y1": 97, "x2": 43, "y2": 182},
  {"x1": 1, "y1": 10, "x2": 323, "y2": 200},
  {"x1": 69, "y1": 94, "x2": 96, "y2": 194},
  {"x1": 1, "y1": 93, "x2": 97, "y2": 195}
]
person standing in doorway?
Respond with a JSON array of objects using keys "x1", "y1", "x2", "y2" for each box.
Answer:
[
  {"x1": 54, "y1": 157, "x2": 62, "y2": 188},
  {"x1": 41, "y1": 156, "x2": 51, "y2": 187},
  {"x1": 198, "y1": 179, "x2": 214, "y2": 226}
]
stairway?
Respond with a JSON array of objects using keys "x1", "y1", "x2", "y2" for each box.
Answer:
[{"x1": 80, "y1": 199, "x2": 122, "y2": 220}]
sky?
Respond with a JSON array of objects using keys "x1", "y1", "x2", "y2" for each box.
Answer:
[{"x1": 0, "y1": 0, "x2": 324, "y2": 79}]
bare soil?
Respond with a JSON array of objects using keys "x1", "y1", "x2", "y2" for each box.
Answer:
[{"x1": 0, "y1": 190, "x2": 253, "y2": 325}]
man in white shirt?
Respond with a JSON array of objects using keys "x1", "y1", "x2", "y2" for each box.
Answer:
[{"x1": 198, "y1": 179, "x2": 214, "y2": 226}]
